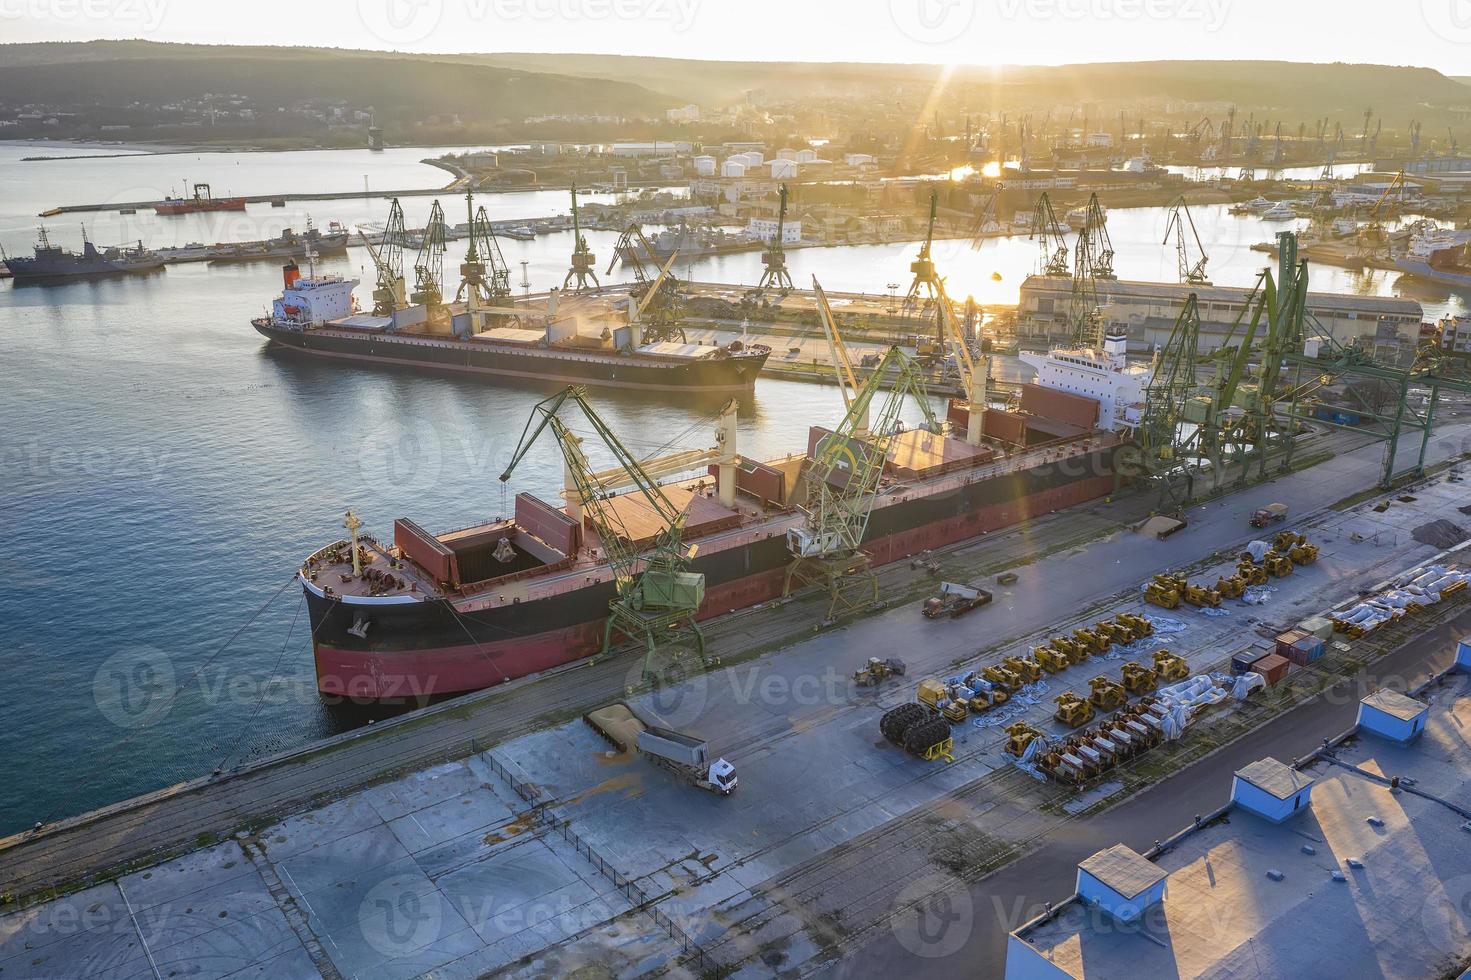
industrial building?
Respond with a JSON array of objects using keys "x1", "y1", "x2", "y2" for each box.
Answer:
[
  {"x1": 1005, "y1": 668, "x2": 1471, "y2": 979},
  {"x1": 1017, "y1": 275, "x2": 1424, "y2": 361}
]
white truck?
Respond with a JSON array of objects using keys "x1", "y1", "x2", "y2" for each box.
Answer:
[{"x1": 584, "y1": 702, "x2": 738, "y2": 796}]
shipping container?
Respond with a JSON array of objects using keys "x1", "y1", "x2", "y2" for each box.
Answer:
[
  {"x1": 1275, "y1": 629, "x2": 1310, "y2": 660},
  {"x1": 1297, "y1": 615, "x2": 1334, "y2": 641},
  {"x1": 1251, "y1": 653, "x2": 1291, "y2": 685},
  {"x1": 1020, "y1": 383, "x2": 1100, "y2": 429},
  {"x1": 1230, "y1": 651, "x2": 1261, "y2": 675},
  {"x1": 1288, "y1": 634, "x2": 1325, "y2": 666}
]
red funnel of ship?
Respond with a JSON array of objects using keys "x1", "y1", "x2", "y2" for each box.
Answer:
[{"x1": 282, "y1": 260, "x2": 301, "y2": 289}]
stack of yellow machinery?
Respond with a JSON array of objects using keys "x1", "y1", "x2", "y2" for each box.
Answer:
[
  {"x1": 1072, "y1": 627, "x2": 1108, "y2": 655},
  {"x1": 1003, "y1": 721, "x2": 1045, "y2": 757},
  {"x1": 1032, "y1": 643, "x2": 1072, "y2": 674},
  {"x1": 1214, "y1": 573, "x2": 1247, "y2": 599},
  {"x1": 1274, "y1": 530, "x2": 1320, "y2": 565},
  {"x1": 1003, "y1": 654, "x2": 1043, "y2": 684},
  {"x1": 1088, "y1": 675, "x2": 1128, "y2": 712},
  {"x1": 917, "y1": 678, "x2": 969, "y2": 722},
  {"x1": 1182, "y1": 582, "x2": 1223, "y2": 608},
  {"x1": 1145, "y1": 574, "x2": 1184, "y2": 609},
  {"x1": 1153, "y1": 648, "x2": 1189, "y2": 681},
  {"x1": 982, "y1": 663, "x2": 1022, "y2": 692},
  {"x1": 1262, "y1": 550, "x2": 1295, "y2": 577},
  {"x1": 1120, "y1": 661, "x2": 1159, "y2": 695},
  {"x1": 1236, "y1": 558, "x2": 1269, "y2": 586},
  {"x1": 1116, "y1": 613, "x2": 1154, "y2": 640},
  {"x1": 1054, "y1": 692, "x2": 1095, "y2": 728}
]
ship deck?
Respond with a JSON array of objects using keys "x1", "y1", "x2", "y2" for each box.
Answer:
[{"x1": 303, "y1": 427, "x2": 1119, "y2": 606}]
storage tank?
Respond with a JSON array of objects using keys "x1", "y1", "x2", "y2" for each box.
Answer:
[
  {"x1": 693, "y1": 154, "x2": 717, "y2": 176},
  {"x1": 777, "y1": 148, "x2": 799, "y2": 161},
  {"x1": 796, "y1": 148, "x2": 818, "y2": 163},
  {"x1": 720, "y1": 159, "x2": 747, "y2": 177},
  {"x1": 769, "y1": 159, "x2": 798, "y2": 179},
  {"x1": 740, "y1": 150, "x2": 765, "y2": 166}
]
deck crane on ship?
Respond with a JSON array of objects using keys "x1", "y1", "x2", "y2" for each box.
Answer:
[{"x1": 500, "y1": 386, "x2": 735, "y2": 682}]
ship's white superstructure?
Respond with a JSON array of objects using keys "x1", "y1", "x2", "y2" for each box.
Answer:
[
  {"x1": 1020, "y1": 329, "x2": 1153, "y2": 432},
  {"x1": 267, "y1": 260, "x2": 359, "y2": 329}
]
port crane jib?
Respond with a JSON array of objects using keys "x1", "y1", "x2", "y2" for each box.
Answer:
[
  {"x1": 563, "y1": 185, "x2": 600, "y2": 292},
  {"x1": 500, "y1": 386, "x2": 711, "y2": 680},
  {"x1": 783, "y1": 346, "x2": 940, "y2": 620},
  {"x1": 361, "y1": 197, "x2": 407, "y2": 316}
]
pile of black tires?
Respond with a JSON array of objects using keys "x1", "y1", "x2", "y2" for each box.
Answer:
[{"x1": 880, "y1": 702, "x2": 951, "y2": 755}]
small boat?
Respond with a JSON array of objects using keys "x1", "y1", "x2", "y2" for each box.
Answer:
[{"x1": 1260, "y1": 202, "x2": 1298, "y2": 221}]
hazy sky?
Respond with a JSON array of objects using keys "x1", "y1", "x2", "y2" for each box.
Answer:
[{"x1": 6, "y1": 0, "x2": 1471, "y2": 75}]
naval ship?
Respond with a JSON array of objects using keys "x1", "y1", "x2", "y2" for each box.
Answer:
[{"x1": 4, "y1": 228, "x2": 165, "y2": 283}]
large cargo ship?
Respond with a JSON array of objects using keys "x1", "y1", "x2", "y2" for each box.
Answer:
[
  {"x1": 296, "y1": 340, "x2": 1144, "y2": 699},
  {"x1": 251, "y1": 263, "x2": 770, "y2": 393},
  {"x1": 5, "y1": 228, "x2": 164, "y2": 283}
]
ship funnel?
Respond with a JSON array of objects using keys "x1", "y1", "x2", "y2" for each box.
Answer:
[{"x1": 282, "y1": 260, "x2": 301, "y2": 289}]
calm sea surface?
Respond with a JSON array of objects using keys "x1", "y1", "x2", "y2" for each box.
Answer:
[{"x1": 0, "y1": 141, "x2": 1463, "y2": 833}]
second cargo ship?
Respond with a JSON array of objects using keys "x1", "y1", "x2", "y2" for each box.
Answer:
[{"x1": 296, "y1": 333, "x2": 1145, "y2": 699}]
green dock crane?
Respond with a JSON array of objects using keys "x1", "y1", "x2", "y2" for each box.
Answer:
[
  {"x1": 500, "y1": 386, "x2": 708, "y2": 681},
  {"x1": 783, "y1": 346, "x2": 941, "y2": 621}
]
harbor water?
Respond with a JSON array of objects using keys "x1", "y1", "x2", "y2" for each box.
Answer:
[{"x1": 0, "y1": 142, "x2": 1464, "y2": 834}]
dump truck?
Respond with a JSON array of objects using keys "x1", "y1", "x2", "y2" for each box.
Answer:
[
  {"x1": 1250, "y1": 502, "x2": 1289, "y2": 528},
  {"x1": 922, "y1": 581, "x2": 994, "y2": 619},
  {"x1": 584, "y1": 702, "x2": 738, "y2": 796}
]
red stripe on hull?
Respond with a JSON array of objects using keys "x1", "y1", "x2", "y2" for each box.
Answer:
[{"x1": 313, "y1": 473, "x2": 1119, "y2": 698}]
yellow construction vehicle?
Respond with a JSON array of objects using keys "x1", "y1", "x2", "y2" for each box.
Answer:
[
  {"x1": 1144, "y1": 580, "x2": 1182, "y2": 609},
  {"x1": 1289, "y1": 541, "x2": 1319, "y2": 565},
  {"x1": 1088, "y1": 675, "x2": 1128, "y2": 712},
  {"x1": 1215, "y1": 574, "x2": 1246, "y2": 600},
  {"x1": 1054, "y1": 692, "x2": 1096, "y2": 728},
  {"x1": 1033, "y1": 643, "x2": 1073, "y2": 674},
  {"x1": 917, "y1": 678, "x2": 969, "y2": 723},
  {"x1": 1236, "y1": 560, "x2": 1269, "y2": 586},
  {"x1": 1072, "y1": 628, "x2": 1108, "y2": 656},
  {"x1": 1263, "y1": 551, "x2": 1295, "y2": 577},
  {"x1": 1120, "y1": 661, "x2": 1159, "y2": 695},
  {"x1": 1004, "y1": 721, "x2": 1045, "y2": 757},
  {"x1": 853, "y1": 656, "x2": 907, "y2": 687},
  {"x1": 981, "y1": 664, "x2": 1021, "y2": 692},
  {"x1": 1182, "y1": 583, "x2": 1222, "y2": 608},
  {"x1": 1272, "y1": 530, "x2": 1306, "y2": 552},
  {"x1": 1003, "y1": 655, "x2": 1042, "y2": 684},
  {"x1": 1116, "y1": 613, "x2": 1154, "y2": 640},
  {"x1": 963, "y1": 688, "x2": 993, "y2": 713},
  {"x1": 1095, "y1": 621, "x2": 1132, "y2": 645},
  {"x1": 1153, "y1": 649, "x2": 1189, "y2": 681}
]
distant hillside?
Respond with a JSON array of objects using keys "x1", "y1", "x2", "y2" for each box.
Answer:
[
  {"x1": 1, "y1": 42, "x2": 1466, "y2": 135},
  {"x1": 0, "y1": 42, "x2": 670, "y2": 121}
]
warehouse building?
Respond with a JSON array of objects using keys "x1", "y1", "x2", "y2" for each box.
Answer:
[
  {"x1": 1004, "y1": 669, "x2": 1471, "y2": 980},
  {"x1": 1017, "y1": 275, "x2": 1423, "y2": 364}
]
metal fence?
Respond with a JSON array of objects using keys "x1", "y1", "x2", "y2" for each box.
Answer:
[{"x1": 479, "y1": 748, "x2": 715, "y2": 974}]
